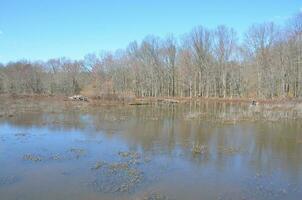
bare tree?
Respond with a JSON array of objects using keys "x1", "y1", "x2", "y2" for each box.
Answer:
[
  {"x1": 214, "y1": 25, "x2": 237, "y2": 97},
  {"x1": 1, "y1": 12, "x2": 302, "y2": 99},
  {"x1": 162, "y1": 35, "x2": 177, "y2": 96}
]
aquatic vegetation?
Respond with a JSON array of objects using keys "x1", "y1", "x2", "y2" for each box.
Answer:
[
  {"x1": 141, "y1": 192, "x2": 170, "y2": 200},
  {"x1": 23, "y1": 154, "x2": 43, "y2": 162},
  {"x1": 49, "y1": 153, "x2": 63, "y2": 161},
  {"x1": 91, "y1": 161, "x2": 106, "y2": 170},
  {"x1": 192, "y1": 144, "x2": 208, "y2": 155},
  {"x1": 90, "y1": 164, "x2": 143, "y2": 193},
  {"x1": 14, "y1": 132, "x2": 28, "y2": 137},
  {"x1": 239, "y1": 173, "x2": 302, "y2": 200},
  {"x1": 70, "y1": 148, "x2": 86, "y2": 159},
  {"x1": 119, "y1": 151, "x2": 140, "y2": 159},
  {"x1": 109, "y1": 162, "x2": 129, "y2": 171},
  {"x1": 119, "y1": 151, "x2": 141, "y2": 165},
  {"x1": 23, "y1": 150, "x2": 85, "y2": 163},
  {"x1": 90, "y1": 151, "x2": 145, "y2": 193},
  {"x1": 0, "y1": 176, "x2": 20, "y2": 187},
  {"x1": 207, "y1": 103, "x2": 302, "y2": 124}
]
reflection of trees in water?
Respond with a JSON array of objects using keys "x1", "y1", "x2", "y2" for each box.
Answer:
[
  {"x1": 250, "y1": 122, "x2": 302, "y2": 180},
  {"x1": 1, "y1": 102, "x2": 302, "y2": 179}
]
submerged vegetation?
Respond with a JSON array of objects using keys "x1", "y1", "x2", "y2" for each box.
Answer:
[
  {"x1": 0, "y1": 12, "x2": 301, "y2": 100},
  {"x1": 0, "y1": 176, "x2": 20, "y2": 187}
]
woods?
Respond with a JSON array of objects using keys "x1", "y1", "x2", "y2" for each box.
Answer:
[{"x1": 1, "y1": 13, "x2": 301, "y2": 99}]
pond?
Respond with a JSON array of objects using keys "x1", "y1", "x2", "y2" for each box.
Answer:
[{"x1": 0, "y1": 102, "x2": 302, "y2": 200}]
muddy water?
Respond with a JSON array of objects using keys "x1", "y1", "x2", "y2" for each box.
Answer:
[{"x1": 0, "y1": 103, "x2": 302, "y2": 200}]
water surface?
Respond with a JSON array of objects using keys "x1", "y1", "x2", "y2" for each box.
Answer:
[{"x1": 1, "y1": 103, "x2": 302, "y2": 200}]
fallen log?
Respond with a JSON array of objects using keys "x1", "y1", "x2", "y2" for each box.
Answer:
[{"x1": 129, "y1": 101, "x2": 150, "y2": 105}]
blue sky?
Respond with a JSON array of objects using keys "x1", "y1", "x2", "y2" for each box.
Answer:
[{"x1": 0, "y1": 0, "x2": 301, "y2": 63}]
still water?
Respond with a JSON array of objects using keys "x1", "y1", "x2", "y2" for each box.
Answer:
[{"x1": 0, "y1": 103, "x2": 302, "y2": 200}]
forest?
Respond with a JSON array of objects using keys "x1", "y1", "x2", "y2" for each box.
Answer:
[{"x1": 0, "y1": 12, "x2": 301, "y2": 99}]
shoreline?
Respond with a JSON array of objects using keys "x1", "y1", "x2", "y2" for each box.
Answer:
[
  {"x1": 1, "y1": 94, "x2": 301, "y2": 105},
  {"x1": 1, "y1": 94, "x2": 302, "y2": 122}
]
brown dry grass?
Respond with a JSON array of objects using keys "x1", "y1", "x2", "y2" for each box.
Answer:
[{"x1": 1, "y1": 94, "x2": 301, "y2": 106}]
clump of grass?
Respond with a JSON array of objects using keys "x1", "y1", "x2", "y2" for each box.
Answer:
[
  {"x1": 49, "y1": 153, "x2": 63, "y2": 161},
  {"x1": 142, "y1": 191, "x2": 170, "y2": 200},
  {"x1": 23, "y1": 154, "x2": 43, "y2": 162},
  {"x1": 70, "y1": 148, "x2": 86, "y2": 159},
  {"x1": 14, "y1": 132, "x2": 28, "y2": 137},
  {"x1": 91, "y1": 161, "x2": 106, "y2": 170},
  {"x1": 192, "y1": 144, "x2": 208, "y2": 154},
  {"x1": 90, "y1": 151, "x2": 145, "y2": 193}
]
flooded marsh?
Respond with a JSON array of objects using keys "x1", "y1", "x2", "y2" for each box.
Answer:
[{"x1": 1, "y1": 99, "x2": 302, "y2": 200}]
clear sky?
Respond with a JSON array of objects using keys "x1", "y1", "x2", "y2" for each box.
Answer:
[{"x1": 0, "y1": 0, "x2": 301, "y2": 63}]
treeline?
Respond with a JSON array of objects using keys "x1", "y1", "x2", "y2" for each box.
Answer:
[{"x1": 0, "y1": 13, "x2": 301, "y2": 99}]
